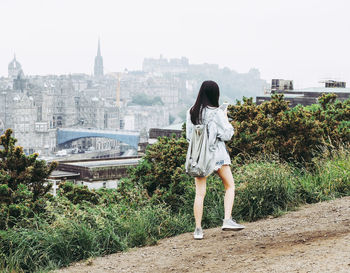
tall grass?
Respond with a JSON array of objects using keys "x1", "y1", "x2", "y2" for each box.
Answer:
[
  {"x1": 0, "y1": 202, "x2": 192, "y2": 272},
  {"x1": 297, "y1": 145, "x2": 350, "y2": 202},
  {"x1": 0, "y1": 147, "x2": 349, "y2": 273}
]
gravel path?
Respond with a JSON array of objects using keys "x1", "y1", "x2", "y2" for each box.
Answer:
[{"x1": 55, "y1": 196, "x2": 350, "y2": 273}]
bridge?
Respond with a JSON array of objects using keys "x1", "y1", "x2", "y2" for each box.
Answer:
[{"x1": 57, "y1": 128, "x2": 140, "y2": 149}]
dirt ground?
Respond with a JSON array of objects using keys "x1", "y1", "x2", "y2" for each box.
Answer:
[{"x1": 55, "y1": 196, "x2": 350, "y2": 273}]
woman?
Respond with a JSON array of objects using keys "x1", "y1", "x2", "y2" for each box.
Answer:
[{"x1": 186, "y1": 80, "x2": 245, "y2": 240}]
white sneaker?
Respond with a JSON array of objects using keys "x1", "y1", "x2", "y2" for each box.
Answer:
[
  {"x1": 221, "y1": 218, "x2": 245, "y2": 231},
  {"x1": 193, "y1": 227, "x2": 204, "y2": 239}
]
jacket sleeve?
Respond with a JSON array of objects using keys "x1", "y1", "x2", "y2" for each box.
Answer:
[
  {"x1": 185, "y1": 109, "x2": 193, "y2": 143},
  {"x1": 207, "y1": 119, "x2": 218, "y2": 151},
  {"x1": 214, "y1": 109, "x2": 234, "y2": 141}
]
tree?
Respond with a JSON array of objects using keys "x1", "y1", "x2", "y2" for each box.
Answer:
[
  {"x1": 0, "y1": 128, "x2": 58, "y2": 200},
  {"x1": 0, "y1": 129, "x2": 58, "y2": 229},
  {"x1": 131, "y1": 93, "x2": 164, "y2": 106}
]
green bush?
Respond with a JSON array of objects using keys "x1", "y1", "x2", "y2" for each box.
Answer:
[
  {"x1": 312, "y1": 94, "x2": 350, "y2": 144},
  {"x1": 0, "y1": 129, "x2": 58, "y2": 201},
  {"x1": 0, "y1": 129, "x2": 58, "y2": 229},
  {"x1": 58, "y1": 181, "x2": 100, "y2": 205},
  {"x1": 128, "y1": 135, "x2": 189, "y2": 211},
  {"x1": 226, "y1": 94, "x2": 349, "y2": 164}
]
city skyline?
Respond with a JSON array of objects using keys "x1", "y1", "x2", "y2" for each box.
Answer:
[{"x1": 1, "y1": 0, "x2": 350, "y2": 88}]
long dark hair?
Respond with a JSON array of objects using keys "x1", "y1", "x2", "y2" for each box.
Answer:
[{"x1": 190, "y1": 80, "x2": 220, "y2": 125}]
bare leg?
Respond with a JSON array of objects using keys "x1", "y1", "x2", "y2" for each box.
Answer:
[
  {"x1": 194, "y1": 176, "x2": 207, "y2": 228},
  {"x1": 216, "y1": 165, "x2": 235, "y2": 219}
]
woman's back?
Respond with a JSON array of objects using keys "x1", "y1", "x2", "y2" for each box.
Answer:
[
  {"x1": 186, "y1": 105, "x2": 234, "y2": 172},
  {"x1": 186, "y1": 106, "x2": 233, "y2": 142}
]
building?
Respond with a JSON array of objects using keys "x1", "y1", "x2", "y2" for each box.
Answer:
[
  {"x1": 256, "y1": 80, "x2": 350, "y2": 107},
  {"x1": 1, "y1": 54, "x2": 124, "y2": 156},
  {"x1": 10, "y1": 92, "x2": 57, "y2": 155},
  {"x1": 54, "y1": 156, "x2": 142, "y2": 181},
  {"x1": 47, "y1": 156, "x2": 142, "y2": 194},
  {"x1": 323, "y1": 80, "x2": 346, "y2": 88},
  {"x1": 271, "y1": 79, "x2": 294, "y2": 92},
  {"x1": 7, "y1": 54, "x2": 27, "y2": 91},
  {"x1": 121, "y1": 105, "x2": 169, "y2": 131},
  {"x1": 120, "y1": 72, "x2": 185, "y2": 108},
  {"x1": 94, "y1": 39, "x2": 104, "y2": 77},
  {"x1": 142, "y1": 55, "x2": 189, "y2": 74},
  {"x1": 8, "y1": 54, "x2": 23, "y2": 79}
]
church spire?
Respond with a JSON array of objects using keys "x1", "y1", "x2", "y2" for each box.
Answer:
[
  {"x1": 97, "y1": 38, "x2": 101, "y2": 56},
  {"x1": 94, "y1": 38, "x2": 104, "y2": 77}
]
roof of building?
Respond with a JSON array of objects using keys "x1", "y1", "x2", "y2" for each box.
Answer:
[
  {"x1": 257, "y1": 93, "x2": 304, "y2": 99},
  {"x1": 62, "y1": 157, "x2": 141, "y2": 168},
  {"x1": 297, "y1": 87, "x2": 350, "y2": 93},
  {"x1": 49, "y1": 170, "x2": 80, "y2": 178},
  {"x1": 161, "y1": 122, "x2": 183, "y2": 130},
  {"x1": 8, "y1": 55, "x2": 22, "y2": 70}
]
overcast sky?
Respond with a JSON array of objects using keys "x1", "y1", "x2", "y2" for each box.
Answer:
[{"x1": 1, "y1": 0, "x2": 350, "y2": 88}]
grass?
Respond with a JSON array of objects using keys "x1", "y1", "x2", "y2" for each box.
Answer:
[{"x1": 0, "y1": 147, "x2": 349, "y2": 272}]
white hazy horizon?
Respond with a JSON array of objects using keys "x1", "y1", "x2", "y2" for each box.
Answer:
[{"x1": 1, "y1": 0, "x2": 350, "y2": 89}]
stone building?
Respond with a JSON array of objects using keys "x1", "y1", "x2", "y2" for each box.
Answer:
[
  {"x1": 8, "y1": 54, "x2": 22, "y2": 79},
  {"x1": 120, "y1": 72, "x2": 185, "y2": 108},
  {"x1": 7, "y1": 55, "x2": 27, "y2": 91},
  {"x1": 1, "y1": 54, "x2": 123, "y2": 156},
  {"x1": 11, "y1": 92, "x2": 57, "y2": 155},
  {"x1": 142, "y1": 55, "x2": 189, "y2": 74},
  {"x1": 121, "y1": 105, "x2": 169, "y2": 131}
]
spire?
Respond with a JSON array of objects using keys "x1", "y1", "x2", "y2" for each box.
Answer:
[
  {"x1": 94, "y1": 38, "x2": 104, "y2": 77},
  {"x1": 97, "y1": 38, "x2": 101, "y2": 56},
  {"x1": 14, "y1": 53, "x2": 16, "y2": 61}
]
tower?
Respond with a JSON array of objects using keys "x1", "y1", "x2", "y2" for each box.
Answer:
[
  {"x1": 8, "y1": 54, "x2": 23, "y2": 79},
  {"x1": 94, "y1": 39, "x2": 104, "y2": 77}
]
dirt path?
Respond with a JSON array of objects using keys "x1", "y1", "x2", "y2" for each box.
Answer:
[{"x1": 55, "y1": 197, "x2": 350, "y2": 273}]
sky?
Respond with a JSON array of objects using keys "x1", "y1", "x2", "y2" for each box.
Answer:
[{"x1": 1, "y1": 0, "x2": 350, "y2": 88}]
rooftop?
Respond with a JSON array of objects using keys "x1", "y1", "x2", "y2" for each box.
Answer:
[
  {"x1": 257, "y1": 93, "x2": 304, "y2": 99},
  {"x1": 49, "y1": 170, "x2": 80, "y2": 178},
  {"x1": 62, "y1": 157, "x2": 141, "y2": 168},
  {"x1": 297, "y1": 87, "x2": 350, "y2": 93},
  {"x1": 162, "y1": 122, "x2": 183, "y2": 130}
]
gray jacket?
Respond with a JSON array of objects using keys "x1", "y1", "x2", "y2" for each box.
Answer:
[{"x1": 186, "y1": 106, "x2": 234, "y2": 165}]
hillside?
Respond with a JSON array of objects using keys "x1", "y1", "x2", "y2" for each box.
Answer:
[{"x1": 55, "y1": 196, "x2": 350, "y2": 273}]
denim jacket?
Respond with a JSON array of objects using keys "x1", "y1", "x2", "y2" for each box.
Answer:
[{"x1": 186, "y1": 106, "x2": 234, "y2": 167}]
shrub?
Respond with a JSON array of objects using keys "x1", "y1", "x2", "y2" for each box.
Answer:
[
  {"x1": 0, "y1": 129, "x2": 58, "y2": 229},
  {"x1": 128, "y1": 135, "x2": 189, "y2": 211},
  {"x1": 227, "y1": 94, "x2": 334, "y2": 164},
  {"x1": 0, "y1": 129, "x2": 58, "y2": 201},
  {"x1": 311, "y1": 94, "x2": 350, "y2": 144},
  {"x1": 58, "y1": 181, "x2": 100, "y2": 205}
]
